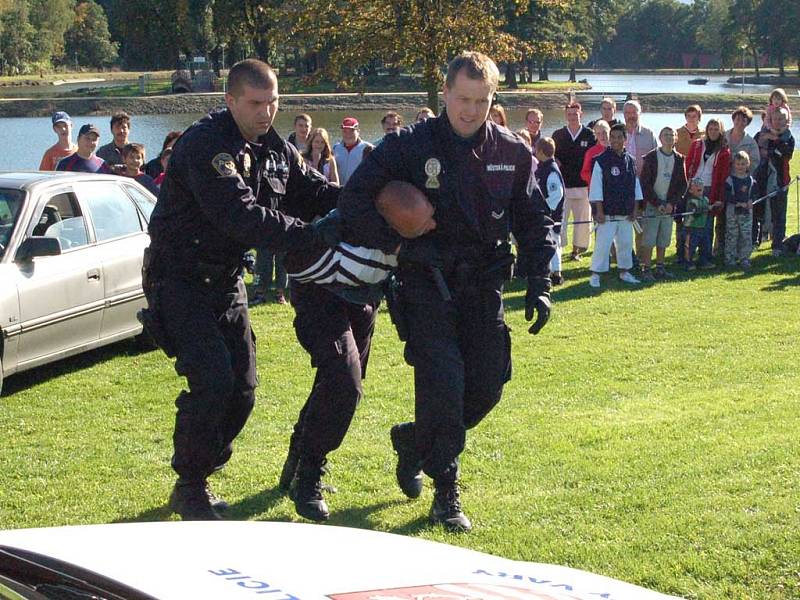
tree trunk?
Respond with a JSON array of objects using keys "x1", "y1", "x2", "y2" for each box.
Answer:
[
  {"x1": 778, "y1": 50, "x2": 785, "y2": 78},
  {"x1": 505, "y1": 62, "x2": 517, "y2": 89},
  {"x1": 426, "y1": 82, "x2": 438, "y2": 114},
  {"x1": 569, "y1": 61, "x2": 576, "y2": 83},
  {"x1": 751, "y1": 48, "x2": 760, "y2": 78},
  {"x1": 541, "y1": 60, "x2": 550, "y2": 81}
]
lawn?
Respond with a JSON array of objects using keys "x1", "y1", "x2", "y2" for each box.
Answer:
[{"x1": 1, "y1": 163, "x2": 799, "y2": 599}]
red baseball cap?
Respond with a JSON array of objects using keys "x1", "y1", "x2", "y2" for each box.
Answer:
[{"x1": 341, "y1": 117, "x2": 359, "y2": 129}]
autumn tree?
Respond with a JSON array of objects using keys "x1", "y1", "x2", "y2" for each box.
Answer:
[
  {"x1": 279, "y1": 0, "x2": 523, "y2": 112},
  {"x1": 64, "y1": 1, "x2": 118, "y2": 68}
]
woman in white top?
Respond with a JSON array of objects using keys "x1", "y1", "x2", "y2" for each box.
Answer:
[{"x1": 303, "y1": 127, "x2": 340, "y2": 185}]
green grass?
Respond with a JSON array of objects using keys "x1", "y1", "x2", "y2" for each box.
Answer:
[{"x1": 1, "y1": 159, "x2": 799, "y2": 599}]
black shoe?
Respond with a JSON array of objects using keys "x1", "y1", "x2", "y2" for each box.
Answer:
[
  {"x1": 550, "y1": 271, "x2": 563, "y2": 286},
  {"x1": 429, "y1": 480, "x2": 471, "y2": 532},
  {"x1": 291, "y1": 458, "x2": 330, "y2": 522},
  {"x1": 204, "y1": 481, "x2": 229, "y2": 511},
  {"x1": 278, "y1": 438, "x2": 300, "y2": 493},
  {"x1": 390, "y1": 423, "x2": 423, "y2": 499},
  {"x1": 169, "y1": 480, "x2": 222, "y2": 521}
]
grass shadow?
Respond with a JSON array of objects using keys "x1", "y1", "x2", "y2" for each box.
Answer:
[
  {"x1": 229, "y1": 486, "x2": 287, "y2": 520},
  {"x1": 2, "y1": 339, "x2": 157, "y2": 397}
]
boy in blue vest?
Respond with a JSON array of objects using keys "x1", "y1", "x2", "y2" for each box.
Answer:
[
  {"x1": 588, "y1": 124, "x2": 642, "y2": 288},
  {"x1": 723, "y1": 151, "x2": 756, "y2": 269},
  {"x1": 534, "y1": 136, "x2": 565, "y2": 285}
]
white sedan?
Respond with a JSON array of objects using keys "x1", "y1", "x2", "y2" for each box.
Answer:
[
  {"x1": 0, "y1": 521, "x2": 683, "y2": 600},
  {"x1": 0, "y1": 172, "x2": 156, "y2": 395}
]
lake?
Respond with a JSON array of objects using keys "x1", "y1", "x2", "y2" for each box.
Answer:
[{"x1": 2, "y1": 105, "x2": 798, "y2": 173}]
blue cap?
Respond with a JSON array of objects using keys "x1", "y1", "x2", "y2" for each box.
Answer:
[{"x1": 52, "y1": 111, "x2": 71, "y2": 126}]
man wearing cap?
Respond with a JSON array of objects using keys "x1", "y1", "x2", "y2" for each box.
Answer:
[
  {"x1": 39, "y1": 112, "x2": 77, "y2": 171},
  {"x1": 333, "y1": 117, "x2": 374, "y2": 186},
  {"x1": 55, "y1": 124, "x2": 113, "y2": 173}
]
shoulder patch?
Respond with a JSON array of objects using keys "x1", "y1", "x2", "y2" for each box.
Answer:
[{"x1": 211, "y1": 153, "x2": 238, "y2": 177}]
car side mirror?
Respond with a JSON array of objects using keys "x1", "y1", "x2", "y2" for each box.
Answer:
[{"x1": 15, "y1": 236, "x2": 62, "y2": 263}]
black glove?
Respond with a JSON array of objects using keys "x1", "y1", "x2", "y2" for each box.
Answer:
[
  {"x1": 525, "y1": 276, "x2": 552, "y2": 335},
  {"x1": 310, "y1": 208, "x2": 343, "y2": 248}
]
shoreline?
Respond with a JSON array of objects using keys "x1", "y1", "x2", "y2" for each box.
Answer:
[{"x1": 0, "y1": 91, "x2": 796, "y2": 118}]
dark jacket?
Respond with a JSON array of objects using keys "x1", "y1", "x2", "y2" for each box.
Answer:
[
  {"x1": 148, "y1": 108, "x2": 337, "y2": 274},
  {"x1": 595, "y1": 148, "x2": 638, "y2": 216},
  {"x1": 338, "y1": 112, "x2": 555, "y2": 279},
  {"x1": 640, "y1": 148, "x2": 687, "y2": 207},
  {"x1": 552, "y1": 125, "x2": 596, "y2": 188}
]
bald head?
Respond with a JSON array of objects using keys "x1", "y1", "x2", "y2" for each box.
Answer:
[{"x1": 376, "y1": 181, "x2": 436, "y2": 239}]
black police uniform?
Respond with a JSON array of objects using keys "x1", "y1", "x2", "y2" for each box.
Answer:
[
  {"x1": 277, "y1": 196, "x2": 378, "y2": 521},
  {"x1": 145, "y1": 108, "x2": 337, "y2": 513},
  {"x1": 339, "y1": 112, "x2": 555, "y2": 524}
]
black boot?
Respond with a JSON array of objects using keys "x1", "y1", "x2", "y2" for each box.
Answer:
[
  {"x1": 429, "y1": 480, "x2": 471, "y2": 532},
  {"x1": 291, "y1": 458, "x2": 330, "y2": 522},
  {"x1": 169, "y1": 480, "x2": 222, "y2": 521},
  {"x1": 204, "y1": 481, "x2": 229, "y2": 511},
  {"x1": 278, "y1": 435, "x2": 300, "y2": 493},
  {"x1": 390, "y1": 423, "x2": 423, "y2": 499}
]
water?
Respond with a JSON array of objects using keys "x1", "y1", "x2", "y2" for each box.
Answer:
[
  {"x1": 562, "y1": 71, "x2": 784, "y2": 95},
  {"x1": 3, "y1": 105, "x2": 799, "y2": 173}
]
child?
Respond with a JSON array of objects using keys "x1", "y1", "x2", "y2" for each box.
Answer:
[
  {"x1": 639, "y1": 126, "x2": 686, "y2": 280},
  {"x1": 285, "y1": 180, "x2": 436, "y2": 303},
  {"x1": 587, "y1": 123, "x2": 642, "y2": 288},
  {"x1": 153, "y1": 147, "x2": 173, "y2": 188},
  {"x1": 683, "y1": 178, "x2": 710, "y2": 270},
  {"x1": 760, "y1": 107, "x2": 795, "y2": 255},
  {"x1": 723, "y1": 151, "x2": 755, "y2": 269},
  {"x1": 122, "y1": 143, "x2": 160, "y2": 196},
  {"x1": 534, "y1": 137, "x2": 565, "y2": 285},
  {"x1": 762, "y1": 88, "x2": 792, "y2": 132}
]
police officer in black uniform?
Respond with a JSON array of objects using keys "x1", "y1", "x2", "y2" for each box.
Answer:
[
  {"x1": 339, "y1": 52, "x2": 556, "y2": 532},
  {"x1": 144, "y1": 59, "x2": 338, "y2": 520}
]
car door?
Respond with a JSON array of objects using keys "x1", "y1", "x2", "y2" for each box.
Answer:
[
  {"x1": 74, "y1": 180, "x2": 150, "y2": 342},
  {"x1": 14, "y1": 188, "x2": 104, "y2": 368}
]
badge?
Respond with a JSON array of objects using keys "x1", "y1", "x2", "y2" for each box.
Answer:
[
  {"x1": 611, "y1": 166, "x2": 621, "y2": 176},
  {"x1": 242, "y1": 153, "x2": 252, "y2": 178},
  {"x1": 212, "y1": 153, "x2": 238, "y2": 177},
  {"x1": 424, "y1": 158, "x2": 441, "y2": 189}
]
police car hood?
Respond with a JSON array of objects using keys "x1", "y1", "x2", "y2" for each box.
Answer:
[{"x1": 0, "y1": 521, "x2": 684, "y2": 599}]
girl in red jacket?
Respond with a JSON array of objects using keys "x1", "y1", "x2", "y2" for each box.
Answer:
[{"x1": 685, "y1": 119, "x2": 730, "y2": 266}]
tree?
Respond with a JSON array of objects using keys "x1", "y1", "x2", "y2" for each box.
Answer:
[
  {"x1": 693, "y1": 0, "x2": 732, "y2": 67},
  {"x1": 64, "y1": 1, "x2": 118, "y2": 68},
  {"x1": 722, "y1": 0, "x2": 761, "y2": 78},
  {"x1": 280, "y1": 0, "x2": 535, "y2": 112},
  {"x1": 108, "y1": 0, "x2": 192, "y2": 69},
  {"x1": 28, "y1": 0, "x2": 75, "y2": 65},
  {"x1": 0, "y1": 2, "x2": 36, "y2": 75},
  {"x1": 755, "y1": 0, "x2": 799, "y2": 78}
]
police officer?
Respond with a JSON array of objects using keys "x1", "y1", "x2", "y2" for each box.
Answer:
[
  {"x1": 339, "y1": 52, "x2": 556, "y2": 531},
  {"x1": 144, "y1": 59, "x2": 338, "y2": 521}
]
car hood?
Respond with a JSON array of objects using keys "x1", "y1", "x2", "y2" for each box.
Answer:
[{"x1": 0, "y1": 521, "x2": 683, "y2": 600}]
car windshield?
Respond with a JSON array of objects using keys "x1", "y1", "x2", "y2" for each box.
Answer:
[{"x1": 0, "y1": 188, "x2": 25, "y2": 259}]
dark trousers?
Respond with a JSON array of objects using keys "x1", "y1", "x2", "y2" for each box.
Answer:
[
  {"x1": 158, "y1": 277, "x2": 257, "y2": 482},
  {"x1": 771, "y1": 189, "x2": 788, "y2": 250},
  {"x1": 256, "y1": 248, "x2": 287, "y2": 291},
  {"x1": 401, "y1": 270, "x2": 511, "y2": 484},
  {"x1": 289, "y1": 281, "x2": 376, "y2": 461},
  {"x1": 685, "y1": 227, "x2": 706, "y2": 264}
]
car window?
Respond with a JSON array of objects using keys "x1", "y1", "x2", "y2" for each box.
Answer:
[
  {"x1": 0, "y1": 188, "x2": 24, "y2": 258},
  {"x1": 32, "y1": 192, "x2": 89, "y2": 250},
  {"x1": 80, "y1": 181, "x2": 143, "y2": 242},
  {"x1": 123, "y1": 183, "x2": 156, "y2": 221}
]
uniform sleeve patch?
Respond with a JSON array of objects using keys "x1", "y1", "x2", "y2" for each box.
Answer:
[{"x1": 211, "y1": 153, "x2": 238, "y2": 177}]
